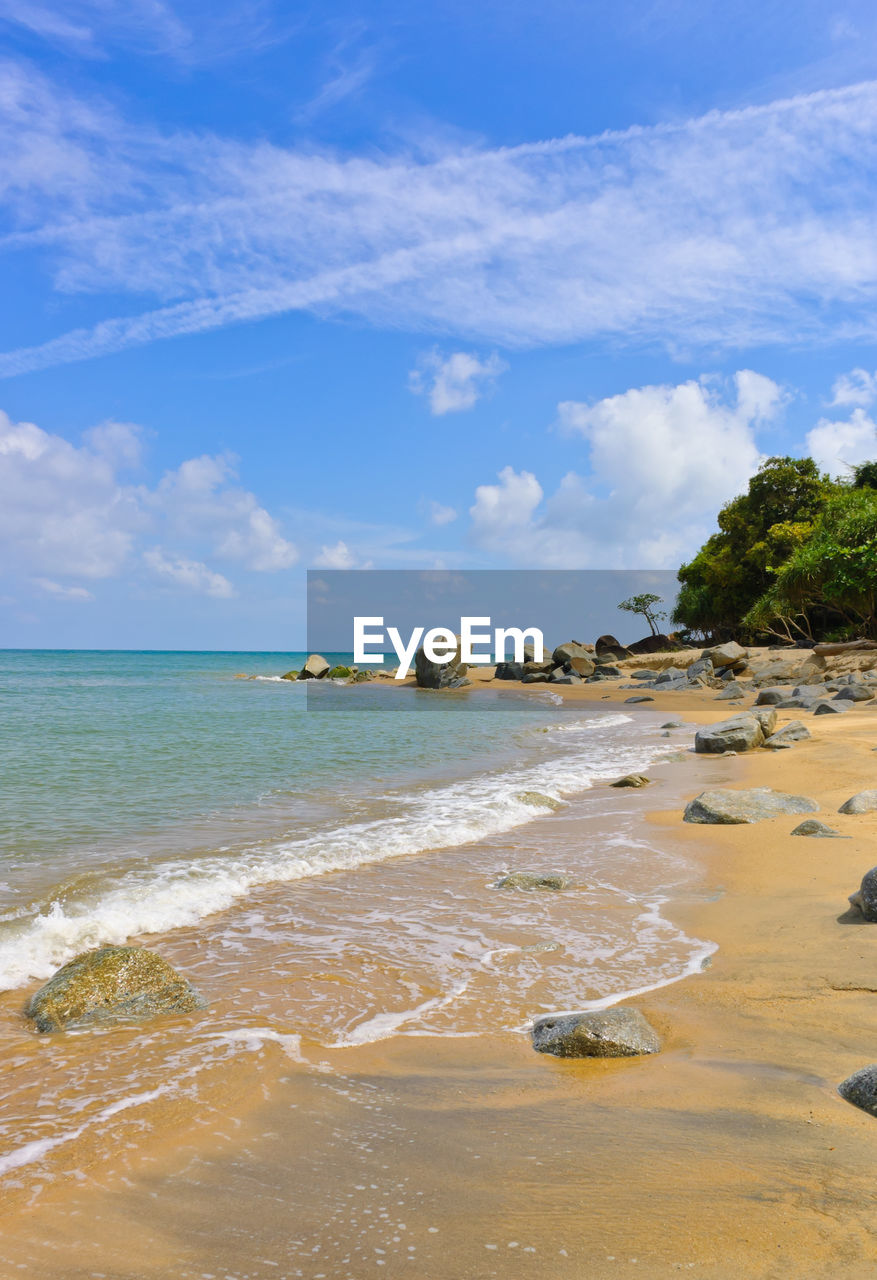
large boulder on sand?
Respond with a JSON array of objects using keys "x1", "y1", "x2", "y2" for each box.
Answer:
[
  {"x1": 24, "y1": 946, "x2": 205, "y2": 1033},
  {"x1": 414, "y1": 637, "x2": 470, "y2": 689},
  {"x1": 531, "y1": 1007, "x2": 661, "y2": 1058},
  {"x1": 838, "y1": 1065, "x2": 877, "y2": 1117},
  {"x1": 595, "y1": 634, "x2": 633, "y2": 661},
  {"x1": 763, "y1": 721, "x2": 811, "y2": 749},
  {"x1": 684, "y1": 788, "x2": 819, "y2": 825},
  {"x1": 494, "y1": 661, "x2": 524, "y2": 681},
  {"x1": 694, "y1": 714, "x2": 764, "y2": 754},
  {"x1": 702, "y1": 641, "x2": 749, "y2": 669},
  {"x1": 552, "y1": 641, "x2": 594, "y2": 674},
  {"x1": 849, "y1": 867, "x2": 877, "y2": 920},
  {"x1": 839, "y1": 791, "x2": 877, "y2": 815},
  {"x1": 297, "y1": 654, "x2": 330, "y2": 680}
]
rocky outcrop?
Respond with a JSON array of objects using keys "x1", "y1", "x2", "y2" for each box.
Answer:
[
  {"x1": 790, "y1": 819, "x2": 847, "y2": 838},
  {"x1": 839, "y1": 791, "x2": 877, "y2": 815},
  {"x1": 849, "y1": 867, "x2": 877, "y2": 920},
  {"x1": 495, "y1": 872, "x2": 569, "y2": 891},
  {"x1": 627, "y1": 633, "x2": 683, "y2": 655},
  {"x1": 684, "y1": 788, "x2": 819, "y2": 824},
  {"x1": 24, "y1": 946, "x2": 205, "y2": 1033},
  {"x1": 694, "y1": 714, "x2": 764, "y2": 754},
  {"x1": 298, "y1": 654, "x2": 330, "y2": 680},
  {"x1": 838, "y1": 1065, "x2": 877, "y2": 1116},
  {"x1": 531, "y1": 1007, "x2": 661, "y2": 1058},
  {"x1": 414, "y1": 637, "x2": 470, "y2": 689}
]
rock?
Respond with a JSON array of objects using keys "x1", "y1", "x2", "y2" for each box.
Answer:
[
  {"x1": 24, "y1": 946, "x2": 205, "y2": 1033},
  {"x1": 595, "y1": 634, "x2": 633, "y2": 661},
  {"x1": 686, "y1": 657, "x2": 713, "y2": 680},
  {"x1": 838, "y1": 1065, "x2": 877, "y2": 1117},
  {"x1": 531, "y1": 1007, "x2": 661, "y2": 1058},
  {"x1": 550, "y1": 672, "x2": 584, "y2": 685},
  {"x1": 280, "y1": 670, "x2": 299, "y2": 680},
  {"x1": 523, "y1": 659, "x2": 555, "y2": 675},
  {"x1": 762, "y1": 721, "x2": 811, "y2": 749},
  {"x1": 632, "y1": 668, "x2": 659, "y2": 680},
  {"x1": 790, "y1": 819, "x2": 848, "y2": 838},
  {"x1": 567, "y1": 655, "x2": 596, "y2": 676},
  {"x1": 715, "y1": 681, "x2": 745, "y2": 700},
  {"x1": 849, "y1": 867, "x2": 877, "y2": 920},
  {"x1": 552, "y1": 642, "x2": 594, "y2": 675},
  {"x1": 495, "y1": 661, "x2": 524, "y2": 680},
  {"x1": 353, "y1": 670, "x2": 373, "y2": 682},
  {"x1": 298, "y1": 654, "x2": 330, "y2": 680},
  {"x1": 684, "y1": 788, "x2": 819, "y2": 824},
  {"x1": 694, "y1": 714, "x2": 764, "y2": 754},
  {"x1": 834, "y1": 686, "x2": 875, "y2": 702},
  {"x1": 755, "y1": 688, "x2": 785, "y2": 705},
  {"x1": 495, "y1": 872, "x2": 569, "y2": 891},
  {"x1": 750, "y1": 707, "x2": 778, "y2": 736},
  {"x1": 522, "y1": 672, "x2": 550, "y2": 684},
  {"x1": 415, "y1": 637, "x2": 469, "y2": 689},
  {"x1": 627, "y1": 633, "x2": 682, "y2": 655},
  {"x1": 661, "y1": 721, "x2": 683, "y2": 729},
  {"x1": 610, "y1": 774, "x2": 651, "y2": 788},
  {"x1": 839, "y1": 791, "x2": 877, "y2": 815},
  {"x1": 814, "y1": 699, "x2": 850, "y2": 714},
  {"x1": 516, "y1": 791, "x2": 564, "y2": 811},
  {"x1": 654, "y1": 667, "x2": 687, "y2": 684},
  {"x1": 624, "y1": 694, "x2": 654, "y2": 704},
  {"x1": 327, "y1": 665, "x2": 352, "y2": 679},
  {"x1": 702, "y1": 641, "x2": 749, "y2": 669}
]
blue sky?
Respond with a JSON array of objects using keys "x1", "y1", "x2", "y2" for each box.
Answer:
[{"x1": 2, "y1": 0, "x2": 877, "y2": 647}]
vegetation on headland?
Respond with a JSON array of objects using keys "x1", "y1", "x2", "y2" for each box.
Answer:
[{"x1": 673, "y1": 456, "x2": 877, "y2": 644}]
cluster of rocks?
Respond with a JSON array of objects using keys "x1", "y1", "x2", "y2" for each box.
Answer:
[{"x1": 282, "y1": 655, "x2": 375, "y2": 683}]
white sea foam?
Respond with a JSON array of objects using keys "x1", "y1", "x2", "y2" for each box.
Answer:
[{"x1": 0, "y1": 712, "x2": 676, "y2": 989}]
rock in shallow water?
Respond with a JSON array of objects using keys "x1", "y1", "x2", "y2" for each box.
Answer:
[
  {"x1": 495, "y1": 872, "x2": 569, "y2": 891},
  {"x1": 24, "y1": 946, "x2": 205, "y2": 1033},
  {"x1": 531, "y1": 1007, "x2": 661, "y2": 1058},
  {"x1": 610, "y1": 773, "x2": 651, "y2": 788},
  {"x1": 838, "y1": 1064, "x2": 877, "y2": 1116},
  {"x1": 683, "y1": 788, "x2": 819, "y2": 825}
]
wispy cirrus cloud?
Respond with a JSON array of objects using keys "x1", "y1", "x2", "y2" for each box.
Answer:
[{"x1": 5, "y1": 69, "x2": 877, "y2": 374}]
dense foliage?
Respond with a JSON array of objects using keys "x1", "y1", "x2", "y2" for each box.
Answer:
[{"x1": 673, "y1": 456, "x2": 877, "y2": 643}]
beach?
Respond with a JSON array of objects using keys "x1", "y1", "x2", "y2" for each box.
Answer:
[{"x1": 2, "y1": 658, "x2": 877, "y2": 1277}]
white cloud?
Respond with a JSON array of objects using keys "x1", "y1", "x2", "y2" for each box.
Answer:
[
  {"x1": 806, "y1": 407, "x2": 877, "y2": 476},
  {"x1": 33, "y1": 578, "x2": 94, "y2": 601},
  {"x1": 428, "y1": 500, "x2": 458, "y2": 526},
  {"x1": 829, "y1": 367, "x2": 877, "y2": 407},
  {"x1": 469, "y1": 371, "x2": 781, "y2": 567},
  {"x1": 314, "y1": 540, "x2": 356, "y2": 569},
  {"x1": 409, "y1": 350, "x2": 507, "y2": 415},
  {"x1": 143, "y1": 548, "x2": 235, "y2": 597},
  {"x1": 0, "y1": 407, "x2": 297, "y2": 593},
  {"x1": 5, "y1": 73, "x2": 877, "y2": 373}
]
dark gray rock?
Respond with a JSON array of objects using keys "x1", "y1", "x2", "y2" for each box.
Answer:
[
  {"x1": 661, "y1": 721, "x2": 683, "y2": 729},
  {"x1": 24, "y1": 946, "x2": 205, "y2": 1033},
  {"x1": 595, "y1": 634, "x2": 633, "y2": 661},
  {"x1": 684, "y1": 788, "x2": 819, "y2": 825},
  {"x1": 632, "y1": 669, "x2": 659, "y2": 680},
  {"x1": 522, "y1": 672, "x2": 550, "y2": 684},
  {"x1": 755, "y1": 688, "x2": 786, "y2": 705},
  {"x1": 834, "y1": 686, "x2": 875, "y2": 702},
  {"x1": 790, "y1": 819, "x2": 848, "y2": 838},
  {"x1": 814, "y1": 700, "x2": 849, "y2": 715},
  {"x1": 495, "y1": 872, "x2": 569, "y2": 891},
  {"x1": 550, "y1": 671, "x2": 584, "y2": 685},
  {"x1": 414, "y1": 637, "x2": 469, "y2": 689},
  {"x1": 849, "y1": 867, "x2": 877, "y2": 920},
  {"x1": 839, "y1": 790, "x2": 877, "y2": 815},
  {"x1": 694, "y1": 714, "x2": 764, "y2": 754},
  {"x1": 495, "y1": 661, "x2": 525, "y2": 680},
  {"x1": 532, "y1": 1007, "x2": 661, "y2": 1058},
  {"x1": 624, "y1": 695, "x2": 654, "y2": 704},
  {"x1": 715, "y1": 680, "x2": 745, "y2": 700},
  {"x1": 686, "y1": 658, "x2": 713, "y2": 680},
  {"x1": 838, "y1": 1065, "x2": 877, "y2": 1116},
  {"x1": 763, "y1": 721, "x2": 811, "y2": 749}
]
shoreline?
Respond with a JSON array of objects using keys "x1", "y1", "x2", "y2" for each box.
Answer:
[{"x1": 3, "y1": 674, "x2": 877, "y2": 1275}]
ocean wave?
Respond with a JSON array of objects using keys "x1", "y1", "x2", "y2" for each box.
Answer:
[{"x1": 0, "y1": 713, "x2": 675, "y2": 990}]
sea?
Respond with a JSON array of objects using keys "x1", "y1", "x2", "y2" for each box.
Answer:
[{"x1": 0, "y1": 650, "x2": 714, "y2": 1208}]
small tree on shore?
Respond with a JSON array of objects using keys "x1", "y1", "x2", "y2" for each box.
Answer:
[{"x1": 618, "y1": 592, "x2": 666, "y2": 636}]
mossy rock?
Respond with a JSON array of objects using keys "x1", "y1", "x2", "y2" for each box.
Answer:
[
  {"x1": 516, "y1": 791, "x2": 563, "y2": 810},
  {"x1": 24, "y1": 946, "x2": 205, "y2": 1033},
  {"x1": 327, "y1": 665, "x2": 353, "y2": 679},
  {"x1": 280, "y1": 670, "x2": 299, "y2": 680},
  {"x1": 495, "y1": 871, "x2": 569, "y2": 891}
]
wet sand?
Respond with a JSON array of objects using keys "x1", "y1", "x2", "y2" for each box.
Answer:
[{"x1": 3, "y1": 678, "x2": 877, "y2": 1278}]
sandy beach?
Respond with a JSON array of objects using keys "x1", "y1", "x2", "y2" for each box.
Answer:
[{"x1": 2, "y1": 665, "x2": 877, "y2": 1279}]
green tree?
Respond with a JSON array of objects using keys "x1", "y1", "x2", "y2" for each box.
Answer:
[
  {"x1": 618, "y1": 592, "x2": 666, "y2": 636},
  {"x1": 673, "y1": 456, "x2": 836, "y2": 640},
  {"x1": 852, "y1": 460, "x2": 877, "y2": 489},
  {"x1": 745, "y1": 488, "x2": 877, "y2": 640}
]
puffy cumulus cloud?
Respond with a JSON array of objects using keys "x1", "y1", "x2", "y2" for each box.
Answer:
[
  {"x1": 409, "y1": 351, "x2": 507, "y2": 415},
  {"x1": 0, "y1": 410, "x2": 142, "y2": 578},
  {"x1": 829, "y1": 368, "x2": 877, "y2": 408},
  {"x1": 0, "y1": 408, "x2": 297, "y2": 597},
  {"x1": 143, "y1": 548, "x2": 235, "y2": 598},
  {"x1": 469, "y1": 372, "x2": 782, "y2": 567},
  {"x1": 806, "y1": 408, "x2": 877, "y2": 476},
  {"x1": 314, "y1": 540, "x2": 356, "y2": 569}
]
